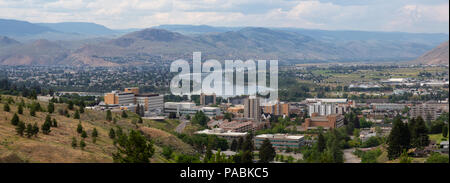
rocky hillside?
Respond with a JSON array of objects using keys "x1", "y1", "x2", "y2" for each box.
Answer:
[
  {"x1": 413, "y1": 41, "x2": 449, "y2": 65},
  {"x1": 0, "y1": 95, "x2": 194, "y2": 163}
]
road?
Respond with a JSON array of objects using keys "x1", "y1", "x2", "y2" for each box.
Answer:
[
  {"x1": 343, "y1": 148, "x2": 361, "y2": 163},
  {"x1": 175, "y1": 120, "x2": 189, "y2": 133}
]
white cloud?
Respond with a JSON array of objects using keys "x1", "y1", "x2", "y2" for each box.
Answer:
[{"x1": 0, "y1": 0, "x2": 448, "y2": 33}]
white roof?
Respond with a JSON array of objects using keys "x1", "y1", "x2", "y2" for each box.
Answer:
[
  {"x1": 256, "y1": 134, "x2": 304, "y2": 140},
  {"x1": 305, "y1": 98, "x2": 348, "y2": 103}
]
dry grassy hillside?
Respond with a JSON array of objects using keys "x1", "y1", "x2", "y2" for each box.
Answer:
[{"x1": 0, "y1": 95, "x2": 195, "y2": 163}]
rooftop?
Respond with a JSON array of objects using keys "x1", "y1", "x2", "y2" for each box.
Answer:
[{"x1": 256, "y1": 134, "x2": 304, "y2": 140}]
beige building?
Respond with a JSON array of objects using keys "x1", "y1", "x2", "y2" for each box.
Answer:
[
  {"x1": 244, "y1": 96, "x2": 261, "y2": 121},
  {"x1": 410, "y1": 103, "x2": 449, "y2": 121},
  {"x1": 262, "y1": 102, "x2": 289, "y2": 116}
]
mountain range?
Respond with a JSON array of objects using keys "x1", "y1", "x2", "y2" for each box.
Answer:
[{"x1": 0, "y1": 19, "x2": 448, "y2": 66}]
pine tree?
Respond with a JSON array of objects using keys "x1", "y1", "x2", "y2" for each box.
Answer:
[
  {"x1": 68, "y1": 100, "x2": 74, "y2": 110},
  {"x1": 41, "y1": 119, "x2": 52, "y2": 135},
  {"x1": 25, "y1": 123, "x2": 33, "y2": 138},
  {"x1": 18, "y1": 104, "x2": 23, "y2": 114},
  {"x1": 80, "y1": 139, "x2": 86, "y2": 150},
  {"x1": 140, "y1": 106, "x2": 145, "y2": 117},
  {"x1": 29, "y1": 107, "x2": 36, "y2": 116},
  {"x1": 106, "y1": 110, "x2": 112, "y2": 121},
  {"x1": 387, "y1": 116, "x2": 410, "y2": 159},
  {"x1": 237, "y1": 137, "x2": 244, "y2": 151},
  {"x1": 230, "y1": 139, "x2": 238, "y2": 152},
  {"x1": 317, "y1": 132, "x2": 326, "y2": 152},
  {"x1": 77, "y1": 122, "x2": 83, "y2": 134},
  {"x1": 410, "y1": 117, "x2": 429, "y2": 148},
  {"x1": 71, "y1": 137, "x2": 77, "y2": 148},
  {"x1": 11, "y1": 113, "x2": 19, "y2": 126},
  {"x1": 16, "y1": 121, "x2": 25, "y2": 136},
  {"x1": 79, "y1": 106, "x2": 85, "y2": 114},
  {"x1": 443, "y1": 125, "x2": 448, "y2": 138},
  {"x1": 73, "y1": 110, "x2": 80, "y2": 119},
  {"x1": 3, "y1": 103, "x2": 10, "y2": 112},
  {"x1": 259, "y1": 138, "x2": 276, "y2": 163},
  {"x1": 81, "y1": 131, "x2": 87, "y2": 138},
  {"x1": 136, "y1": 104, "x2": 141, "y2": 116},
  {"x1": 32, "y1": 122, "x2": 39, "y2": 136},
  {"x1": 121, "y1": 110, "x2": 128, "y2": 118},
  {"x1": 92, "y1": 128, "x2": 98, "y2": 138},
  {"x1": 47, "y1": 102, "x2": 54, "y2": 114},
  {"x1": 109, "y1": 128, "x2": 116, "y2": 139}
]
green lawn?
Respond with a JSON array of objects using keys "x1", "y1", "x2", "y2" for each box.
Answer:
[{"x1": 429, "y1": 133, "x2": 448, "y2": 144}]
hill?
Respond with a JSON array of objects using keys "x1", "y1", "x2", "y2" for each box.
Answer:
[
  {"x1": 413, "y1": 41, "x2": 449, "y2": 65},
  {"x1": 0, "y1": 39, "x2": 69, "y2": 66},
  {"x1": 0, "y1": 19, "x2": 56, "y2": 36},
  {"x1": 0, "y1": 36, "x2": 21, "y2": 47},
  {"x1": 37, "y1": 22, "x2": 117, "y2": 36},
  {"x1": 0, "y1": 95, "x2": 195, "y2": 163}
]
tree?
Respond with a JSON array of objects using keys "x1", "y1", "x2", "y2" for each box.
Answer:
[
  {"x1": 41, "y1": 119, "x2": 52, "y2": 135},
  {"x1": 443, "y1": 125, "x2": 448, "y2": 138},
  {"x1": 317, "y1": 132, "x2": 326, "y2": 152},
  {"x1": 73, "y1": 110, "x2": 80, "y2": 119},
  {"x1": 230, "y1": 139, "x2": 238, "y2": 152},
  {"x1": 32, "y1": 122, "x2": 39, "y2": 137},
  {"x1": 121, "y1": 110, "x2": 128, "y2": 118},
  {"x1": 109, "y1": 128, "x2": 116, "y2": 139},
  {"x1": 80, "y1": 139, "x2": 86, "y2": 150},
  {"x1": 224, "y1": 113, "x2": 233, "y2": 121},
  {"x1": 47, "y1": 102, "x2": 54, "y2": 114},
  {"x1": 191, "y1": 111, "x2": 209, "y2": 127},
  {"x1": 29, "y1": 107, "x2": 36, "y2": 117},
  {"x1": 3, "y1": 103, "x2": 10, "y2": 112},
  {"x1": 387, "y1": 116, "x2": 410, "y2": 159},
  {"x1": 237, "y1": 137, "x2": 244, "y2": 151},
  {"x1": 11, "y1": 113, "x2": 19, "y2": 126},
  {"x1": 77, "y1": 122, "x2": 83, "y2": 134},
  {"x1": 18, "y1": 104, "x2": 23, "y2": 114},
  {"x1": 92, "y1": 128, "x2": 98, "y2": 138},
  {"x1": 162, "y1": 146, "x2": 173, "y2": 160},
  {"x1": 136, "y1": 104, "x2": 140, "y2": 115},
  {"x1": 409, "y1": 117, "x2": 429, "y2": 148},
  {"x1": 81, "y1": 131, "x2": 87, "y2": 138},
  {"x1": 71, "y1": 137, "x2": 77, "y2": 148},
  {"x1": 258, "y1": 138, "x2": 276, "y2": 163},
  {"x1": 113, "y1": 130, "x2": 155, "y2": 163},
  {"x1": 68, "y1": 100, "x2": 74, "y2": 110},
  {"x1": 241, "y1": 150, "x2": 253, "y2": 163},
  {"x1": 106, "y1": 110, "x2": 112, "y2": 121},
  {"x1": 25, "y1": 123, "x2": 33, "y2": 138},
  {"x1": 16, "y1": 121, "x2": 25, "y2": 136},
  {"x1": 79, "y1": 106, "x2": 85, "y2": 114}
]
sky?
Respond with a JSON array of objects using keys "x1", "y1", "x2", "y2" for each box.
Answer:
[{"x1": 0, "y1": 0, "x2": 449, "y2": 33}]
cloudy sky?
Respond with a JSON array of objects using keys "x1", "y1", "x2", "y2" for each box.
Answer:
[{"x1": 0, "y1": 0, "x2": 449, "y2": 33}]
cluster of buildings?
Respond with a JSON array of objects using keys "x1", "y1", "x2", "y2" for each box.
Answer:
[{"x1": 99, "y1": 87, "x2": 164, "y2": 116}]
